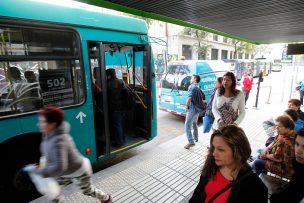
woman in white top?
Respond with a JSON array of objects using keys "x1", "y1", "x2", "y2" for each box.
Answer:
[{"x1": 212, "y1": 72, "x2": 245, "y2": 130}]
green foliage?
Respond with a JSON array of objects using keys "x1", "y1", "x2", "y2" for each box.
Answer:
[{"x1": 183, "y1": 28, "x2": 211, "y2": 59}]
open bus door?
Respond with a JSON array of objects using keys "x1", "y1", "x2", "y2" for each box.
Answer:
[
  {"x1": 88, "y1": 42, "x2": 111, "y2": 157},
  {"x1": 88, "y1": 42, "x2": 153, "y2": 158}
]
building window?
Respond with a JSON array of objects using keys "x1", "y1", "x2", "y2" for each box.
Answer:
[
  {"x1": 232, "y1": 39, "x2": 236, "y2": 44},
  {"x1": 245, "y1": 53, "x2": 249, "y2": 59},
  {"x1": 251, "y1": 54, "x2": 254, "y2": 59},
  {"x1": 238, "y1": 52, "x2": 243, "y2": 59},
  {"x1": 221, "y1": 50, "x2": 228, "y2": 59},
  {"x1": 223, "y1": 37, "x2": 228, "y2": 43},
  {"x1": 182, "y1": 45, "x2": 192, "y2": 60},
  {"x1": 211, "y1": 49, "x2": 218, "y2": 60},
  {"x1": 213, "y1": 34, "x2": 218, "y2": 41}
]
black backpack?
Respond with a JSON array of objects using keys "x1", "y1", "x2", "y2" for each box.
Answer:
[
  {"x1": 192, "y1": 86, "x2": 206, "y2": 112},
  {"x1": 122, "y1": 85, "x2": 136, "y2": 110}
]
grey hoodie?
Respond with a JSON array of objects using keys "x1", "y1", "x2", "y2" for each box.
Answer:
[{"x1": 35, "y1": 122, "x2": 84, "y2": 178}]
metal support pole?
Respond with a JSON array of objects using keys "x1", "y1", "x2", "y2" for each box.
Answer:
[
  {"x1": 254, "y1": 72, "x2": 263, "y2": 108},
  {"x1": 266, "y1": 86, "x2": 272, "y2": 104}
]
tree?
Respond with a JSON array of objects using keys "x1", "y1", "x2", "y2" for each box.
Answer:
[
  {"x1": 183, "y1": 28, "x2": 212, "y2": 59},
  {"x1": 233, "y1": 40, "x2": 256, "y2": 59},
  {"x1": 255, "y1": 44, "x2": 272, "y2": 58}
]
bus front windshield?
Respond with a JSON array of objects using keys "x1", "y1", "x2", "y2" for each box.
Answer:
[{"x1": 161, "y1": 64, "x2": 191, "y2": 91}]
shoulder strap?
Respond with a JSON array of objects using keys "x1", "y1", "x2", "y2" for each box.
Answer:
[
  {"x1": 228, "y1": 90, "x2": 240, "y2": 105},
  {"x1": 207, "y1": 170, "x2": 253, "y2": 203}
]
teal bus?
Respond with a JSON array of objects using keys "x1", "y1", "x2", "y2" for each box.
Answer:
[
  {"x1": 159, "y1": 60, "x2": 229, "y2": 117},
  {"x1": 0, "y1": 0, "x2": 156, "y2": 200}
]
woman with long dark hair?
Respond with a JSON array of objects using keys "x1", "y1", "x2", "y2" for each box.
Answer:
[
  {"x1": 212, "y1": 72, "x2": 245, "y2": 130},
  {"x1": 190, "y1": 125, "x2": 268, "y2": 203}
]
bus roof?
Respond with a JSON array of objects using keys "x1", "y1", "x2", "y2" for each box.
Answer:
[{"x1": 0, "y1": 0, "x2": 148, "y2": 34}]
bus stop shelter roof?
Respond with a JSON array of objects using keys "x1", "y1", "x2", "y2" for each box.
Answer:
[{"x1": 77, "y1": 0, "x2": 304, "y2": 44}]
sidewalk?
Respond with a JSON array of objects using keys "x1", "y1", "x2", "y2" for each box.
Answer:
[{"x1": 30, "y1": 69, "x2": 301, "y2": 203}]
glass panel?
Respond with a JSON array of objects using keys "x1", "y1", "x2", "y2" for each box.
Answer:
[
  {"x1": 0, "y1": 60, "x2": 84, "y2": 116},
  {"x1": 0, "y1": 27, "x2": 78, "y2": 57},
  {"x1": 162, "y1": 64, "x2": 191, "y2": 90}
]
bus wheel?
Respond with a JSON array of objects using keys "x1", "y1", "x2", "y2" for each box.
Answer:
[{"x1": 0, "y1": 135, "x2": 41, "y2": 202}]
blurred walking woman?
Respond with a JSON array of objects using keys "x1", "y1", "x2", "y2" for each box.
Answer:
[
  {"x1": 24, "y1": 107, "x2": 112, "y2": 203},
  {"x1": 212, "y1": 72, "x2": 245, "y2": 130},
  {"x1": 189, "y1": 125, "x2": 268, "y2": 203}
]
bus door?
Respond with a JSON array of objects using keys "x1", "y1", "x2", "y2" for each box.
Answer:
[
  {"x1": 90, "y1": 42, "x2": 152, "y2": 155},
  {"x1": 131, "y1": 45, "x2": 152, "y2": 140},
  {"x1": 88, "y1": 42, "x2": 110, "y2": 157}
]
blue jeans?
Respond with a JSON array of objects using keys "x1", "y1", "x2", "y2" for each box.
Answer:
[
  {"x1": 203, "y1": 114, "x2": 214, "y2": 133},
  {"x1": 252, "y1": 158, "x2": 266, "y2": 175},
  {"x1": 185, "y1": 110, "x2": 199, "y2": 144},
  {"x1": 110, "y1": 111, "x2": 125, "y2": 146}
]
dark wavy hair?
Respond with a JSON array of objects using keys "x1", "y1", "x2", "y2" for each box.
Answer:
[
  {"x1": 284, "y1": 109, "x2": 299, "y2": 122},
  {"x1": 201, "y1": 125, "x2": 251, "y2": 179},
  {"x1": 219, "y1": 72, "x2": 238, "y2": 96}
]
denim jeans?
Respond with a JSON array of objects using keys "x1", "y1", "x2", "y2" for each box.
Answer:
[
  {"x1": 110, "y1": 111, "x2": 125, "y2": 146},
  {"x1": 185, "y1": 110, "x2": 200, "y2": 144}
]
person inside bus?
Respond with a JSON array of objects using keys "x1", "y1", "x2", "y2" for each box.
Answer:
[
  {"x1": 22, "y1": 70, "x2": 42, "y2": 111},
  {"x1": 212, "y1": 72, "x2": 245, "y2": 130},
  {"x1": 288, "y1": 98, "x2": 304, "y2": 120},
  {"x1": 106, "y1": 68, "x2": 126, "y2": 147},
  {"x1": 270, "y1": 128, "x2": 304, "y2": 203},
  {"x1": 189, "y1": 125, "x2": 268, "y2": 203},
  {"x1": 23, "y1": 107, "x2": 112, "y2": 203},
  {"x1": 252, "y1": 116, "x2": 296, "y2": 179},
  {"x1": 6, "y1": 66, "x2": 25, "y2": 111},
  {"x1": 203, "y1": 76, "x2": 223, "y2": 133},
  {"x1": 240, "y1": 71, "x2": 253, "y2": 106}
]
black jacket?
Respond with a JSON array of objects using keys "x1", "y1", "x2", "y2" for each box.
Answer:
[
  {"x1": 107, "y1": 78, "x2": 125, "y2": 111},
  {"x1": 189, "y1": 165, "x2": 268, "y2": 203},
  {"x1": 270, "y1": 161, "x2": 304, "y2": 203}
]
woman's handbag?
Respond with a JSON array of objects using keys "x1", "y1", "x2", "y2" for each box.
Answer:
[{"x1": 218, "y1": 96, "x2": 238, "y2": 126}]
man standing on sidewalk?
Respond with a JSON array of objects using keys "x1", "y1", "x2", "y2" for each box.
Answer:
[{"x1": 184, "y1": 74, "x2": 203, "y2": 149}]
